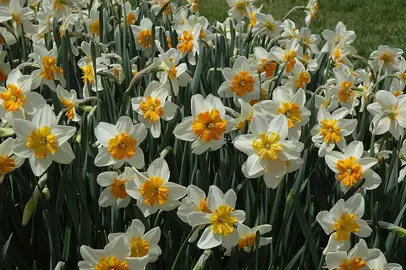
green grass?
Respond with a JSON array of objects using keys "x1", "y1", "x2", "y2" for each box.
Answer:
[{"x1": 197, "y1": 0, "x2": 406, "y2": 56}]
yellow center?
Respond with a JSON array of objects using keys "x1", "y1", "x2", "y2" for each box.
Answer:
[
  {"x1": 336, "y1": 156, "x2": 363, "y2": 187},
  {"x1": 95, "y1": 256, "x2": 128, "y2": 270},
  {"x1": 40, "y1": 56, "x2": 63, "y2": 80},
  {"x1": 379, "y1": 52, "x2": 394, "y2": 64},
  {"x1": 252, "y1": 132, "x2": 283, "y2": 160},
  {"x1": 283, "y1": 50, "x2": 297, "y2": 73},
  {"x1": 258, "y1": 59, "x2": 277, "y2": 78},
  {"x1": 197, "y1": 198, "x2": 211, "y2": 213},
  {"x1": 178, "y1": 31, "x2": 194, "y2": 53},
  {"x1": 320, "y1": 119, "x2": 341, "y2": 143},
  {"x1": 387, "y1": 105, "x2": 399, "y2": 120},
  {"x1": 107, "y1": 133, "x2": 137, "y2": 160},
  {"x1": 394, "y1": 90, "x2": 402, "y2": 97},
  {"x1": 235, "y1": 1, "x2": 247, "y2": 13},
  {"x1": 130, "y1": 237, "x2": 150, "y2": 257},
  {"x1": 400, "y1": 71, "x2": 406, "y2": 82},
  {"x1": 264, "y1": 21, "x2": 275, "y2": 31},
  {"x1": 230, "y1": 71, "x2": 255, "y2": 97},
  {"x1": 277, "y1": 102, "x2": 302, "y2": 128},
  {"x1": 26, "y1": 126, "x2": 58, "y2": 159},
  {"x1": 0, "y1": 84, "x2": 26, "y2": 112},
  {"x1": 249, "y1": 12, "x2": 256, "y2": 27},
  {"x1": 238, "y1": 233, "x2": 256, "y2": 249},
  {"x1": 138, "y1": 176, "x2": 168, "y2": 206},
  {"x1": 89, "y1": 19, "x2": 100, "y2": 36},
  {"x1": 126, "y1": 13, "x2": 136, "y2": 25},
  {"x1": 339, "y1": 257, "x2": 366, "y2": 270},
  {"x1": 80, "y1": 63, "x2": 94, "y2": 85},
  {"x1": 111, "y1": 178, "x2": 128, "y2": 199},
  {"x1": 192, "y1": 109, "x2": 227, "y2": 142},
  {"x1": 0, "y1": 69, "x2": 7, "y2": 82},
  {"x1": 139, "y1": 96, "x2": 164, "y2": 122},
  {"x1": 53, "y1": 0, "x2": 64, "y2": 10},
  {"x1": 167, "y1": 57, "x2": 177, "y2": 79},
  {"x1": 295, "y1": 71, "x2": 310, "y2": 89},
  {"x1": 11, "y1": 12, "x2": 21, "y2": 25},
  {"x1": 237, "y1": 113, "x2": 253, "y2": 132},
  {"x1": 333, "y1": 212, "x2": 360, "y2": 241},
  {"x1": 138, "y1": 29, "x2": 152, "y2": 48},
  {"x1": 0, "y1": 156, "x2": 15, "y2": 177},
  {"x1": 210, "y1": 205, "x2": 238, "y2": 236},
  {"x1": 61, "y1": 98, "x2": 75, "y2": 120},
  {"x1": 338, "y1": 81, "x2": 353, "y2": 102}
]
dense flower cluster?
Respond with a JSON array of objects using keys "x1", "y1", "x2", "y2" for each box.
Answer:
[{"x1": 0, "y1": 0, "x2": 405, "y2": 269}]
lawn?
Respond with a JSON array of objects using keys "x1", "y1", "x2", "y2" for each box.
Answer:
[{"x1": 197, "y1": 0, "x2": 406, "y2": 57}]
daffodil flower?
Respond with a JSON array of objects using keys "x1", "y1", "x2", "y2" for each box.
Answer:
[
  {"x1": 329, "y1": 67, "x2": 359, "y2": 110},
  {"x1": 304, "y1": 0, "x2": 319, "y2": 26},
  {"x1": 270, "y1": 39, "x2": 299, "y2": 73},
  {"x1": 56, "y1": 85, "x2": 81, "y2": 122},
  {"x1": 0, "y1": 137, "x2": 24, "y2": 183},
  {"x1": 97, "y1": 167, "x2": 134, "y2": 208},
  {"x1": 29, "y1": 44, "x2": 66, "y2": 91},
  {"x1": 252, "y1": 46, "x2": 278, "y2": 79},
  {"x1": 132, "y1": 18, "x2": 157, "y2": 50},
  {"x1": 122, "y1": 2, "x2": 139, "y2": 26},
  {"x1": 311, "y1": 107, "x2": 357, "y2": 157},
  {"x1": 94, "y1": 116, "x2": 147, "y2": 169},
  {"x1": 86, "y1": 7, "x2": 101, "y2": 38},
  {"x1": 325, "y1": 141, "x2": 381, "y2": 191},
  {"x1": 370, "y1": 45, "x2": 403, "y2": 74},
  {"x1": 321, "y1": 21, "x2": 356, "y2": 53},
  {"x1": 0, "y1": 0, "x2": 35, "y2": 35},
  {"x1": 177, "y1": 184, "x2": 211, "y2": 242},
  {"x1": 188, "y1": 185, "x2": 246, "y2": 250},
  {"x1": 325, "y1": 239, "x2": 379, "y2": 269},
  {"x1": 126, "y1": 158, "x2": 187, "y2": 217},
  {"x1": 219, "y1": 56, "x2": 260, "y2": 103},
  {"x1": 234, "y1": 224, "x2": 272, "y2": 252},
  {"x1": 283, "y1": 62, "x2": 311, "y2": 92},
  {"x1": 316, "y1": 194, "x2": 372, "y2": 254},
  {"x1": 367, "y1": 90, "x2": 406, "y2": 139},
  {"x1": 259, "y1": 87, "x2": 311, "y2": 140},
  {"x1": 108, "y1": 219, "x2": 162, "y2": 262},
  {"x1": 252, "y1": 12, "x2": 281, "y2": 38},
  {"x1": 300, "y1": 27, "x2": 320, "y2": 54},
  {"x1": 176, "y1": 21, "x2": 201, "y2": 65},
  {"x1": 78, "y1": 234, "x2": 149, "y2": 270},
  {"x1": 234, "y1": 114, "x2": 303, "y2": 188},
  {"x1": 12, "y1": 104, "x2": 76, "y2": 177},
  {"x1": 0, "y1": 69, "x2": 46, "y2": 124},
  {"x1": 226, "y1": 0, "x2": 254, "y2": 20},
  {"x1": 174, "y1": 94, "x2": 234, "y2": 155},
  {"x1": 131, "y1": 81, "x2": 178, "y2": 138}
]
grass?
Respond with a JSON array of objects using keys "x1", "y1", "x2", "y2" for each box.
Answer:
[{"x1": 197, "y1": 0, "x2": 406, "y2": 56}]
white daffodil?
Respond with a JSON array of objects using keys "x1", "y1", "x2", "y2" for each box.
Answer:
[
  {"x1": 311, "y1": 107, "x2": 357, "y2": 157},
  {"x1": 316, "y1": 194, "x2": 372, "y2": 255},
  {"x1": 85, "y1": 7, "x2": 102, "y2": 39},
  {"x1": 270, "y1": 39, "x2": 299, "y2": 73},
  {"x1": 233, "y1": 99, "x2": 255, "y2": 132},
  {"x1": 94, "y1": 116, "x2": 147, "y2": 169},
  {"x1": 280, "y1": 19, "x2": 299, "y2": 42},
  {"x1": 0, "y1": 27, "x2": 16, "y2": 48},
  {"x1": 325, "y1": 239, "x2": 380, "y2": 269},
  {"x1": 253, "y1": 46, "x2": 277, "y2": 79},
  {"x1": 0, "y1": 0, "x2": 35, "y2": 34},
  {"x1": 355, "y1": 69, "x2": 374, "y2": 112},
  {"x1": 226, "y1": 0, "x2": 254, "y2": 20},
  {"x1": 78, "y1": 235, "x2": 148, "y2": 270},
  {"x1": 283, "y1": 61, "x2": 311, "y2": 92},
  {"x1": 132, "y1": 18, "x2": 156, "y2": 50},
  {"x1": 329, "y1": 67, "x2": 358, "y2": 110},
  {"x1": 173, "y1": 94, "x2": 233, "y2": 155},
  {"x1": 390, "y1": 77, "x2": 404, "y2": 97},
  {"x1": 258, "y1": 87, "x2": 311, "y2": 140},
  {"x1": 188, "y1": 185, "x2": 246, "y2": 250},
  {"x1": 156, "y1": 43, "x2": 192, "y2": 96},
  {"x1": 370, "y1": 45, "x2": 403, "y2": 74},
  {"x1": 97, "y1": 167, "x2": 134, "y2": 209},
  {"x1": 234, "y1": 114, "x2": 303, "y2": 189},
  {"x1": 219, "y1": 56, "x2": 260, "y2": 103},
  {"x1": 235, "y1": 224, "x2": 272, "y2": 252},
  {"x1": 176, "y1": 21, "x2": 201, "y2": 65},
  {"x1": 0, "y1": 69, "x2": 45, "y2": 124},
  {"x1": 300, "y1": 27, "x2": 320, "y2": 54},
  {"x1": 304, "y1": 0, "x2": 319, "y2": 26},
  {"x1": 177, "y1": 184, "x2": 211, "y2": 242},
  {"x1": 13, "y1": 104, "x2": 76, "y2": 177},
  {"x1": 122, "y1": 2, "x2": 139, "y2": 26},
  {"x1": 366, "y1": 251, "x2": 403, "y2": 270},
  {"x1": 56, "y1": 85, "x2": 81, "y2": 122},
  {"x1": 325, "y1": 141, "x2": 381, "y2": 191},
  {"x1": 252, "y1": 13, "x2": 281, "y2": 38},
  {"x1": 394, "y1": 57, "x2": 406, "y2": 89},
  {"x1": 151, "y1": 0, "x2": 175, "y2": 20},
  {"x1": 0, "y1": 137, "x2": 24, "y2": 183},
  {"x1": 321, "y1": 21, "x2": 356, "y2": 53},
  {"x1": 29, "y1": 44, "x2": 66, "y2": 91},
  {"x1": 126, "y1": 158, "x2": 186, "y2": 217},
  {"x1": 108, "y1": 219, "x2": 162, "y2": 262},
  {"x1": 107, "y1": 63, "x2": 125, "y2": 84},
  {"x1": 131, "y1": 81, "x2": 178, "y2": 138},
  {"x1": 367, "y1": 90, "x2": 406, "y2": 139},
  {"x1": 78, "y1": 60, "x2": 108, "y2": 95},
  {"x1": 43, "y1": 0, "x2": 72, "y2": 20}
]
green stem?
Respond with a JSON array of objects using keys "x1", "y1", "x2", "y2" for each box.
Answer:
[{"x1": 171, "y1": 226, "x2": 199, "y2": 270}]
